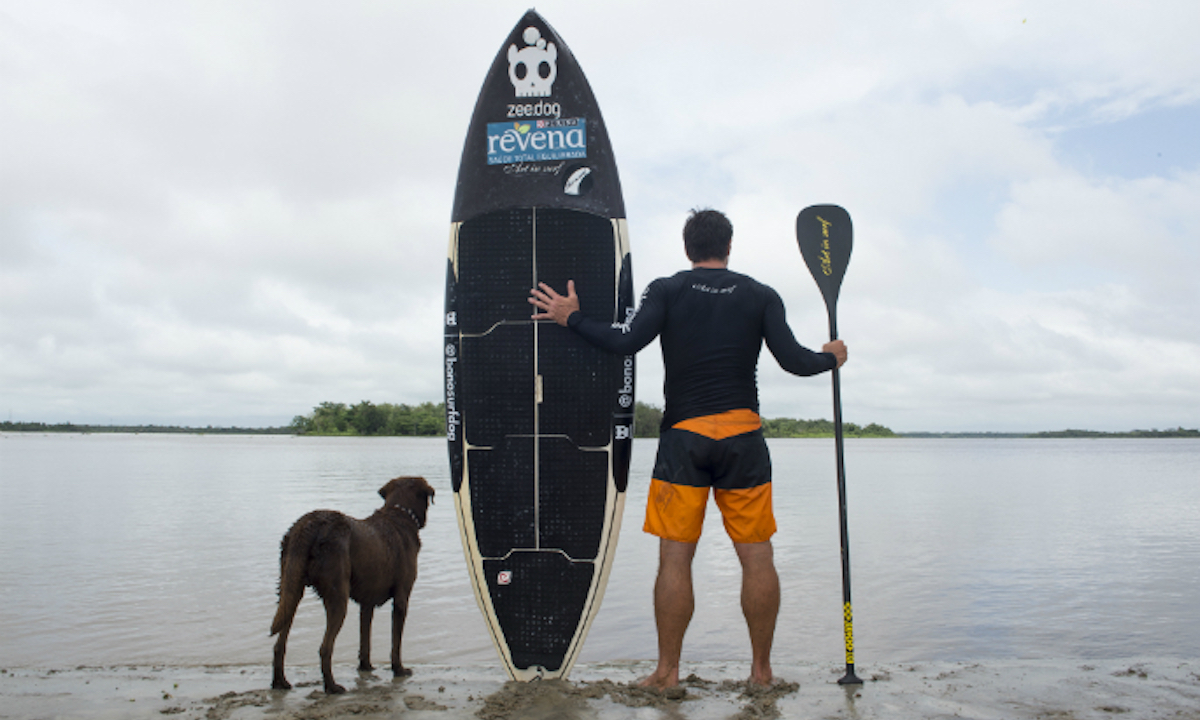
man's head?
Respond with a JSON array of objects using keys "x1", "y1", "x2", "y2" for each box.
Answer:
[{"x1": 682, "y1": 209, "x2": 732, "y2": 263}]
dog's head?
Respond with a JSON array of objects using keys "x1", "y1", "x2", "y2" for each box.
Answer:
[{"x1": 379, "y1": 476, "x2": 435, "y2": 529}]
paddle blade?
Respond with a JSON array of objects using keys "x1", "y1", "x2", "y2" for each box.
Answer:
[{"x1": 796, "y1": 204, "x2": 853, "y2": 313}]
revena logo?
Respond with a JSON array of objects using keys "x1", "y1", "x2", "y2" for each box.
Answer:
[{"x1": 486, "y1": 118, "x2": 586, "y2": 165}]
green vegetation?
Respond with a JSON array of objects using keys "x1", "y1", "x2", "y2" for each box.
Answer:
[
  {"x1": 763, "y1": 417, "x2": 895, "y2": 438},
  {"x1": 899, "y1": 431, "x2": 1029, "y2": 438},
  {"x1": 1031, "y1": 427, "x2": 1200, "y2": 438},
  {"x1": 290, "y1": 401, "x2": 446, "y2": 436},
  {"x1": 0, "y1": 421, "x2": 290, "y2": 434},
  {"x1": 901, "y1": 428, "x2": 1200, "y2": 438},
  {"x1": 6, "y1": 404, "x2": 1194, "y2": 440},
  {"x1": 633, "y1": 402, "x2": 663, "y2": 437}
]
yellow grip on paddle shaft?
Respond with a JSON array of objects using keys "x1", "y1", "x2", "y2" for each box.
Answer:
[{"x1": 843, "y1": 601, "x2": 855, "y2": 664}]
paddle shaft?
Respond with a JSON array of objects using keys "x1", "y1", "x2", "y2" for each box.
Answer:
[{"x1": 826, "y1": 310, "x2": 861, "y2": 685}]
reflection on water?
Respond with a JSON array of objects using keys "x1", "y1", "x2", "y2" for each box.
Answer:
[{"x1": 1, "y1": 434, "x2": 1197, "y2": 667}]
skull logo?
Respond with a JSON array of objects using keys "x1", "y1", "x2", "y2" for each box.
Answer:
[{"x1": 507, "y1": 26, "x2": 558, "y2": 98}]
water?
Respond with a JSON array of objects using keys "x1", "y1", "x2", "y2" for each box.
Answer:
[{"x1": 1, "y1": 434, "x2": 1197, "y2": 668}]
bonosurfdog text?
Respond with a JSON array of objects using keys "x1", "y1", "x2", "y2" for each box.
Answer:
[{"x1": 445, "y1": 344, "x2": 460, "y2": 441}]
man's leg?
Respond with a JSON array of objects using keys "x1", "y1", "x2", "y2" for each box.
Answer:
[
  {"x1": 734, "y1": 540, "x2": 779, "y2": 686},
  {"x1": 639, "y1": 538, "x2": 698, "y2": 689}
]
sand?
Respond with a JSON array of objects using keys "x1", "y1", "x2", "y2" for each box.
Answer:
[{"x1": 1, "y1": 659, "x2": 1197, "y2": 719}]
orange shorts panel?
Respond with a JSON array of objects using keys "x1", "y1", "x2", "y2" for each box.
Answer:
[
  {"x1": 643, "y1": 478, "x2": 709, "y2": 543},
  {"x1": 644, "y1": 478, "x2": 776, "y2": 544},
  {"x1": 714, "y1": 483, "x2": 776, "y2": 544},
  {"x1": 672, "y1": 408, "x2": 762, "y2": 440}
]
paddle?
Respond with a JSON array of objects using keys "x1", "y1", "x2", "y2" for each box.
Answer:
[{"x1": 796, "y1": 204, "x2": 862, "y2": 685}]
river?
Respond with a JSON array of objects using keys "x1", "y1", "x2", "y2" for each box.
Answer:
[{"x1": 1, "y1": 434, "x2": 1197, "y2": 667}]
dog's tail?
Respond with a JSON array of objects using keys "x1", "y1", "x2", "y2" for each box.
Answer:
[{"x1": 270, "y1": 519, "x2": 315, "y2": 636}]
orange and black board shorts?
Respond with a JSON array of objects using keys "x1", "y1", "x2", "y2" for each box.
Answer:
[{"x1": 643, "y1": 408, "x2": 776, "y2": 544}]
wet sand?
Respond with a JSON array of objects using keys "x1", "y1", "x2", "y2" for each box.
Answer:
[{"x1": 2, "y1": 659, "x2": 1197, "y2": 719}]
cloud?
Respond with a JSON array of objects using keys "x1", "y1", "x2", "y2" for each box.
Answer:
[{"x1": 2, "y1": 0, "x2": 1198, "y2": 431}]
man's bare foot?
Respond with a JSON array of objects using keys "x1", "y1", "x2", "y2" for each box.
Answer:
[
  {"x1": 747, "y1": 671, "x2": 775, "y2": 688},
  {"x1": 638, "y1": 666, "x2": 680, "y2": 690}
]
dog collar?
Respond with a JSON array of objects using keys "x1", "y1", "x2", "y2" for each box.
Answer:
[{"x1": 391, "y1": 504, "x2": 422, "y2": 527}]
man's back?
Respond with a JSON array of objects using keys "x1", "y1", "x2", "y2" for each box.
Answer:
[
  {"x1": 654, "y1": 267, "x2": 773, "y2": 426},
  {"x1": 570, "y1": 266, "x2": 834, "y2": 427}
]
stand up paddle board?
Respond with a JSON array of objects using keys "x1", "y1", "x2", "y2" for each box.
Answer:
[{"x1": 444, "y1": 10, "x2": 634, "y2": 681}]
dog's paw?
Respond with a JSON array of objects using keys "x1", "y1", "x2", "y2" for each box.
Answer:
[
  {"x1": 393, "y1": 665, "x2": 413, "y2": 678},
  {"x1": 358, "y1": 662, "x2": 375, "y2": 672},
  {"x1": 271, "y1": 678, "x2": 292, "y2": 691},
  {"x1": 324, "y1": 682, "x2": 347, "y2": 695}
]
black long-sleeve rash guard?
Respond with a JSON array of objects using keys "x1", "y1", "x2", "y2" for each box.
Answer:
[{"x1": 566, "y1": 267, "x2": 836, "y2": 428}]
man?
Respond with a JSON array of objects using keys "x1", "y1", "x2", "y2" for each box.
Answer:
[{"x1": 529, "y1": 209, "x2": 847, "y2": 689}]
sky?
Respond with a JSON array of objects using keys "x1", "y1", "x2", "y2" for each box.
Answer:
[{"x1": 3, "y1": 1, "x2": 1199, "y2": 432}]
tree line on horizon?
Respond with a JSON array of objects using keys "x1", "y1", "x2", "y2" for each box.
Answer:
[
  {"x1": 0, "y1": 421, "x2": 291, "y2": 435},
  {"x1": 7, "y1": 404, "x2": 1190, "y2": 439},
  {"x1": 289, "y1": 401, "x2": 445, "y2": 436},
  {"x1": 287, "y1": 400, "x2": 896, "y2": 438}
]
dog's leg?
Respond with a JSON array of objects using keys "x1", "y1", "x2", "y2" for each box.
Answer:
[
  {"x1": 358, "y1": 605, "x2": 375, "y2": 672},
  {"x1": 270, "y1": 560, "x2": 305, "y2": 691},
  {"x1": 391, "y1": 596, "x2": 413, "y2": 678},
  {"x1": 271, "y1": 608, "x2": 296, "y2": 690},
  {"x1": 319, "y1": 592, "x2": 349, "y2": 694}
]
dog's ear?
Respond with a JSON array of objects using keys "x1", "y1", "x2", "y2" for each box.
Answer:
[{"x1": 379, "y1": 479, "x2": 397, "y2": 500}]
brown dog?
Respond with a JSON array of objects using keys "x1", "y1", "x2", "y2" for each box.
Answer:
[{"x1": 270, "y1": 476, "x2": 435, "y2": 694}]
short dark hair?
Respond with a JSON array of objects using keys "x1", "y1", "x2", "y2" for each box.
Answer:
[{"x1": 682, "y1": 208, "x2": 732, "y2": 262}]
